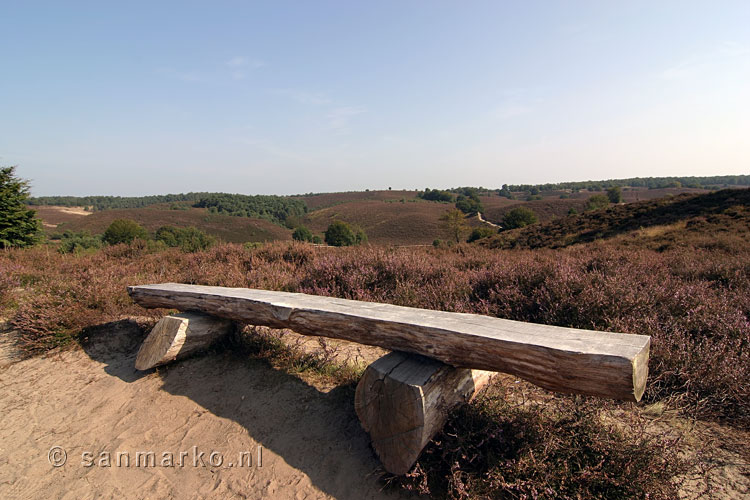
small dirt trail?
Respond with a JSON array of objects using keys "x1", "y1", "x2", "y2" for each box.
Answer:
[{"x1": 477, "y1": 212, "x2": 501, "y2": 228}]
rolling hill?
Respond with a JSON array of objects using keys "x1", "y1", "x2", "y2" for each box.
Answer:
[
  {"x1": 303, "y1": 199, "x2": 476, "y2": 245},
  {"x1": 482, "y1": 188, "x2": 750, "y2": 250},
  {"x1": 46, "y1": 206, "x2": 292, "y2": 243}
]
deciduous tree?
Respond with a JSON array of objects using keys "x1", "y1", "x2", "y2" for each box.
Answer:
[{"x1": 440, "y1": 209, "x2": 469, "y2": 243}]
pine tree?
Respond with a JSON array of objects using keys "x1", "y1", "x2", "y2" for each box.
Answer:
[{"x1": 0, "y1": 166, "x2": 41, "y2": 248}]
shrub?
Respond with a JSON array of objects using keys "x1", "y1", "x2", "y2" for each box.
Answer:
[
  {"x1": 0, "y1": 166, "x2": 41, "y2": 248},
  {"x1": 155, "y1": 226, "x2": 215, "y2": 252},
  {"x1": 418, "y1": 188, "x2": 454, "y2": 203},
  {"x1": 586, "y1": 194, "x2": 610, "y2": 211},
  {"x1": 607, "y1": 186, "x2": 623, "y2": 204},
  {"x1": 467, "y1": 227, "x2": 495, "y2": 242},
  {"x1": 502, "y1": 207, "x2": 538, "y2": 229},
  {"x1": 455, "y1": 194, "x2": 483, "y2": 215},
  {"x1": 58, "y1": 231, "x2": 103, "y2": 254},
  {"x1": 102, "y1": 219, "x2": 149, "y2": 245},
  {"x1": 324, "y1": 221, "x2": 366, "y2": 246},
  {"x1": 312, "y1": 235, "x2": 322, "y2": 244},
  {"x1": 292, "y1": 226, "x2": 314, "y2": 242}
]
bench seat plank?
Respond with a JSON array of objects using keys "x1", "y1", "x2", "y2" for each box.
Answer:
[{"x1": 128, "y1": 283, "x2": 649, "y2": 401}]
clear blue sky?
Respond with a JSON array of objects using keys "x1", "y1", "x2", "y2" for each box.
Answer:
[{"x1": 1, "y1": 1, "x2": 748, "y2": 196}]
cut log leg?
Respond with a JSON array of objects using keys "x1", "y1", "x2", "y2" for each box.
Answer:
[
  {"x1": 135, "y1": 312, "x2": 235, "y2": 370},
  {"x1": 355, "y1": 351, "x2": 494, "y2": 475}
]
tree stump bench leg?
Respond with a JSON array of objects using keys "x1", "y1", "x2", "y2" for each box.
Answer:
[
  {"x1": 135, "y1": 312, "x2": 235, "y2": 370},
  {"x1": 355, "y1": 351, "x2": 494, "y2": 475}
]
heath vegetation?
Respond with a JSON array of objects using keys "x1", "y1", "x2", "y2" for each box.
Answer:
[{"x1": 3, "y1": 179, "x2": 749, "y2": 498}]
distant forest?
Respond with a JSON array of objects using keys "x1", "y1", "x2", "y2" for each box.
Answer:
[
  {"x1": 194, "y1": 194, "x2": 307, "y2": 224},
  {"x1": 27, "y1": 193, "x2": 210, "y2": 210},
  {"x1": 504, "y1": 175, "x2": 750, "y2": 193}
]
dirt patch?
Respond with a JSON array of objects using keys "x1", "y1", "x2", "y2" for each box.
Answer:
[
  {"x1": 33, "y1": 205, "x2": 92, "y2": 228},
  {"x1": 0, "y1": 320, "x2": 408, "y2": 499}
]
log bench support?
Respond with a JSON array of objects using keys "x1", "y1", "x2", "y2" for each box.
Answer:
[
  {"x1": 355, "y1": 351, "x2": 494, "y2": 475},
  {"x1": 128, "y1": 283, "x2": 652, "y2": 475},
  {"x1": 135, "y1": 312, "x2": 234, "y2": 370}
]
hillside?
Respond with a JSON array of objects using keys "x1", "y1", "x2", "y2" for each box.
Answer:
[
  {"x1": 294, "y1": 190, "x2": 419, "y2": 211},
  {"x1": 30, "y1": 185, "x2": 738, "y2": 247},
  {"x1": 483, "y1": 198, "x2": 587, "y2": 225},
  {"x1": 49, "y1": 206, "x2": 291, "y2": 243},
  {"x1": 483, "y1": 188, "x2": 750, "y2": 250},
  {"x1": 303, "y1": 199, "x2": 476, "y2": 245}
]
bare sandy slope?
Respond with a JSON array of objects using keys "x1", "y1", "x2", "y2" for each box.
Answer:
[{"x1": 0, "y1": 321, "x2": 408, "y2": 500}]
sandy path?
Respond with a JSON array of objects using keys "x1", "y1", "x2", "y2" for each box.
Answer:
[{"x1": 0, "y1": 321, "x2": 409, "y2": 499}]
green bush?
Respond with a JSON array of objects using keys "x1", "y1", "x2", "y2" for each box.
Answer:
[
  {"x1": 0, "y1": 166, "x2": 41, "y2": 248},
  {"x1": 455, "y1": 193, "x2": 483, "y2": 215},
  {"x1": 102, "y1": 219, "x2": 149, "y2": 245},
  {"x1": 502, "y1": 207, "x2": 538, "y2": 229},
  {"x1": 324, "y1": 221, "x2": 366, "y2": 246},
  {"x1": 154, "y1": 226, "x2": 215, "y2": 252},
  {"x1": 607, "y1": 186, "x2": 623, "y2": 204},
  {"x1": 58, "y1": 231, "x2": 102, "y2": 254},
  {"x1": 467, "y1": 227, "x2": 495, "y2": 242},
  {"x1": 292, "y1": 226, "x2": 314, "y2": 242},
  {"x1": 418, "y1": 188, "x2": 454, "y2": 202},
  {"x1": 586, "y1": 194, "x2": 610, "y2": 211}
]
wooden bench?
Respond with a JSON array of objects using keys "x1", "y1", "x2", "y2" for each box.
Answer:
[{"x1": 128, "y1": 283, "x2": 650, "y2": 474}]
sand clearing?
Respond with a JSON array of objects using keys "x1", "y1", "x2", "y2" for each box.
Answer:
[
  {"x1": 0, "y1": 321, "x2": 407, "y2": 499},
  {"x1": 1, "y1": 320, "x2": 747, "y2": 499},
  {"x1": 56, "y1": 206, "x2": 92, "y2": 216}
]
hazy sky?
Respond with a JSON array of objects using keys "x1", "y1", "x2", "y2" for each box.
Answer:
[{"x1": 1, "y1": 1, "x2": 748, "y2": 196}]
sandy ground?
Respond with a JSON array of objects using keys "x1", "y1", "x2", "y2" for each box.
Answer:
[
  {"x1": 34, "y1": 205, "x2": 91, "y2": 228},
  {"x1": 0, "y1": 321, "x2": 409, "y2": 500},
  {"x1": 56, "y1": 206, "x2": 92, "y2": 216},
  {"x1": 1, "y1": 320, "x2": 747, "y2": 499}
]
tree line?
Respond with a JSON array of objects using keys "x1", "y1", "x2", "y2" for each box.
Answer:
[
  {"x1": 504, "y1": 175, "x2": 750, "y2": 193},
  {"x1": 27, "y1": 193, "x2": 211, "y2": 210},
  {"x1": 194, "y1": 194, "x2": 307, "y2": 225}
]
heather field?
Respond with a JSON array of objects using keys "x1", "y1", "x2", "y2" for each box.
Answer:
[
  {"x1": 4, "y1": 189, "x2": 750, "y2": 498},
  {"x1": 2, "y1": 229, "x2": 749, "y2": 497},
  {"x1": 2, "y1": 240, "x2": 747, "y2": 426}
]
